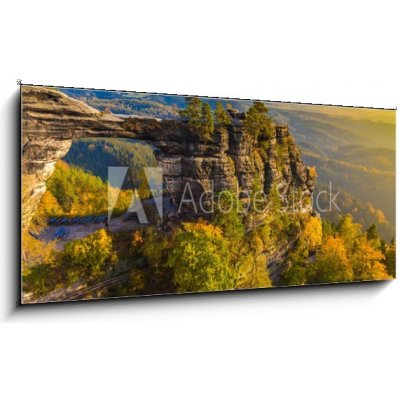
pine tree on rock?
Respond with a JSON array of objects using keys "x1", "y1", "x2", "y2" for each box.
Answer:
[{"x1": 201, "y1": 102, "x2": 214, "y2": 141}]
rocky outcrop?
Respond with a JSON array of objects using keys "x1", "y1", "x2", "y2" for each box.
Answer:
[
  {"x1": 264, "y1": 125, "x2": 315, "y2": 197},
  {"x1": 22, "y1": 86, "x2": 129, "y2": 228},
  {"x1": 125, "y1": 108, "x2": 315, "y2": 214},
  {"x1": 21, "y1": 86, "x2": 315, "y2": 228}
]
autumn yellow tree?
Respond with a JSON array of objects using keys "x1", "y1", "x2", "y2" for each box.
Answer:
[
  {"x1": 308, "y1": 166, "x2": 317, "y2": 181},
  {"x1": 236, "y1": 253, "x2": 271, "y2": 289},
  {"x1": 352, "y1": 237, "x2": 390, "y2": 281},
  {"x1": 22, "y1": 232, "x2": 59, "y2": 297},
  {"x1": 38, "y1": 191, "x2": 63, "y2": 217},
  {"x1": 302, "y1": 216, "x2": 323, "y2": 253},
  {"x1": 61, "y1": 229, "x2": 115, "y2": 284},
  {"x1": 236, "y1": 229, "x2": 272, "y2": 289},
  {"x1": 336, "y1": 214, "x2": 362, "y2": 252},
  {"x1": 307, "y1": 236, "x2": 353, "y2": 283}
]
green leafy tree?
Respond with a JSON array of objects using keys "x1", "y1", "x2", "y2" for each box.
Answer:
[
  {"x1": 213, "y1": 191, "x2": 245, "y2": 244},
  {"x1": 267, "y1": 183, "x2": 282, "y2": 214},
  {"x1": 280, "y1": 263, "x2": 307, "y2": 286},
  {"x1": 243, "y1": 228, "x2": 273, "y2": 287},
  {"x1": 212, "y1": 190, "x2": 272, "y2": 290},
  {"x1": 322, "y1": 219, "x2": 335, "y2": 239},
  {"x1": 23, "y1": 263, "x2": 59, "y2": 297},
  {"x1": 167, "y1": 220, "x2": 235, "y2": 293},
  {"x1": 141, "y1": 227, "x2": 174, "y2": 292},
  {"x1": 236, "y1": 252, "x2": 272, "y2": 289}
]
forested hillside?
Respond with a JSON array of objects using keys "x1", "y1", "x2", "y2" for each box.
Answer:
[
  {"x1": 61, "y1": 88, "x2": 180, "y2": 119},
  {"x1": 302, "y1": 149, "x2": 395, "y2": 226},
  {"x1": 314, "y1": 184, "x2": 394, "y2": 242},
  {"x1": 34, "y1": 161, "x2": 135, "y2": 219},
  {"x1": 63, "y1": 138, "x2": 157, "y2": 188}
]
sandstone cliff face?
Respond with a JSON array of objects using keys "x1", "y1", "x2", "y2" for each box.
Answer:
[
  {"x1": 21, "y1": 86, "x2": 315, "y2": 228},
  {"x1": 21, "y1": 86, "x2": 128, "y2": 228},
  {"x1": 124, "y1": 108, "x2": 315, "y2": 214}
]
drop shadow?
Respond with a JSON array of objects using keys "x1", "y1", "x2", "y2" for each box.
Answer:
[
  {"x1": 7, "y1": 278, "x2": 393, "y2": 322},
  {"x1": 4, "y1": 88, "x2": 22, "y2": 320},
  {"x1": 6, "y1": 85, "x2": 394, "y2": 322}
]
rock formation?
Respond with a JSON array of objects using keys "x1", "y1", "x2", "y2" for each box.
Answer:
[{"x1": 21, "y1": 86, "x2": 315, "y2": 229}]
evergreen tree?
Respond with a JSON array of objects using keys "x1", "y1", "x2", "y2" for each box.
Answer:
[
  {"x1": 214, "y1": 102, "x2": 231, "y2": 131},
  {"x1": 384, "y1": 241, "x2": 396, "y2": 278},
  {"x1": 179, "y1": 97, "x2": 202, "y2": 134},
  {"x1": 201, "y1": 102, "x2": 214, "y2": 140},
  {"x1": 244, "y1": 101, "x2": 273, "y2": 140},
  {"x1": 179, "y1": 97, "x2": 215, "y2": 140},
  {"x1": 366, "y1": 223, "x2": 380, "y2": 249}
]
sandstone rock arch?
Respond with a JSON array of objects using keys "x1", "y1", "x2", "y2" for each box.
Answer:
[{"x1": 21, "y1": 86, "x2": 315, "y2": 229}]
